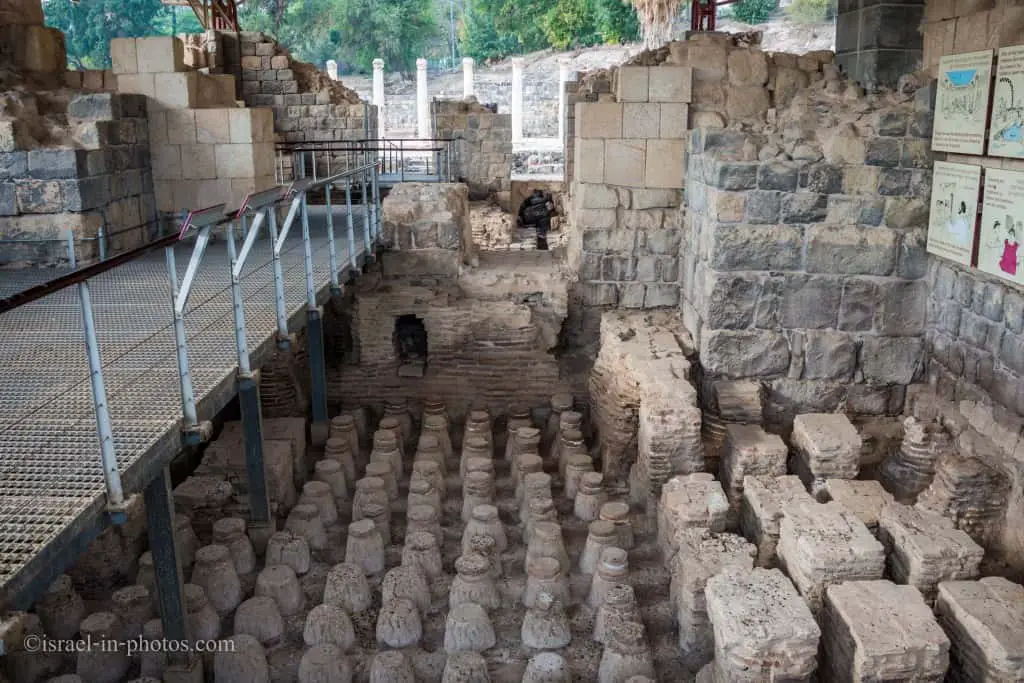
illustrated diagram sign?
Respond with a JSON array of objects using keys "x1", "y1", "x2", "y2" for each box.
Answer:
[
  {"x1": 978, "y1": 168, "x2": 1024, "y2": 285},
  {"x1": 989, "y1": 45, "x2": 1024, "y2": 158},
  {"x1": 927, "y1": 161, "x2": 982, "y2": 266},
  {"x1": 932, "y1": 50, "x2": 994, "y2": 155}
]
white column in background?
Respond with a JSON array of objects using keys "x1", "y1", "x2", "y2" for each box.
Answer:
[
  {"x1": 372, "y1": 58, "x2": 385, "y2": 137},
  {"x1": 511, "y1": 56, "x2": 525, "y2": 143},
  {"x1": 463, "y1": 57, "x2": 475, "y2": 99},
  {"x1": 326, "y1": 59, "x2": 338, "y2": 80},
  {"x1": 416, "y1": 58, "x2": 430, "y2": 139},
  {"x1": 558, "y1": 57, "x2": 572, "y2": 143}
]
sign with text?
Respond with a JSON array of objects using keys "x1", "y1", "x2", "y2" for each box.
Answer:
[
  {"x1": 933, "y1": 50, "x2": 994, "y2": 155},
  {"x1": 989, "y1": 45, "x2": 1024, "y2": 158},
  {"x1": 978, "y1": 168, "x2": 1024, "y2": 285},
  {"x1": 927, "y1": 161, "x2": 982, "y2": 266}
]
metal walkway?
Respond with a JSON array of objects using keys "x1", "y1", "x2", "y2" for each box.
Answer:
[{"x1": 0, "y1": 201, "x2": 370, "y2": 610}]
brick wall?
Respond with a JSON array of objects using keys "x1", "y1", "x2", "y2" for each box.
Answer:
[
  {"x1": 433, "y1": 99, "x2": 512, "y2": 202},
  {"x1": 0, "y1": 92, "x2": 156, "y2": 266}
]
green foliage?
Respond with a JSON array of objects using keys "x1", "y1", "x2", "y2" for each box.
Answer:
[
  {"x1": 785, "y1": 0, "x2": 836, "y2": 22},
  {"x1": 43, "y1": 0, "x2": 173, "y2": 69},
  {"x1": 593, "y1": 0, "x2": 640, "y2": 44},
  {"x1": 460, "y1": 0, "x2": 520, "y2": 61},
  {"x1": 543, "y1": 0, "x2": 600, "y2": 50},
  {"x1": 731, "y1": 0, "x2": 778, "y2": 24}
]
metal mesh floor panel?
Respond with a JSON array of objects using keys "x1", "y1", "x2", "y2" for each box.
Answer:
[{"x1": 0, "y1": 217, "x2": 367, "y2": 594}]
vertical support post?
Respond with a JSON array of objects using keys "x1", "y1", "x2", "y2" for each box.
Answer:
[
  {"x1": 372, "y1": 58, "x2": 385, "y2": 138},
  {"x1": 144, "y1": 468, "x2": 202, "y2": 678},
  {"x1": 511, "y1": 56, "x2": 525, "y2": 143},
  {"x1": 558, "y1": 57, "x2": 572, "y2": 145},
  {"x1": 165, "y1": 246, "x2": 201, "y2": 437},
  {"x1": 360, "y1": 167, "x2": 372, "y2": 257},
  {"x1": 345, "y1": 176, "x2": 357, "y2": 266},
  {"x1": 325, "y1": 183, "x2": 340, "y2": 293},
  {"x1": 463, "y1": 57, "x2": 475, "y2": 99},
  {"x1": 298, "y1": 190, "x2": 329, "y2": 445},
  {"x1": 371, "y1": 163, "x2": 381, "y2": 241},
  {"x1": 266, "y1": 205, "x2": 291, "y2": 349},
  {"x1": 68, "y1": 232, "x2": 126, "y2": 522},
  {"x1": 225, "y1": 222, "x2": 272, "y2": 531},
  {"x1": 416, "y1": 58, "x2": 430, "y2": 140},
  {"x1": 97, "y1": 224, "x2": 107, "y2": 261}
]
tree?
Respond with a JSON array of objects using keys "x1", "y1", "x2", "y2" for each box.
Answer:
[
  {"x1": 43, "y1": 0, "x2": 170, "y2": 69},
  {"x1": 628, "y1": 0, "x2": 683, "y2": 47},
  {"x1": 543, "y1": 0, "x2": 600, "y2": 50},
  {"x1": 460, "y1": 0, "x2": 520, "y2": 61},
  {"x1": 732, "y1": 0, "x2": 778, "y2": 24},
  {"x1": 593, "y1": 0, "x2": 640, "y2": 44}
]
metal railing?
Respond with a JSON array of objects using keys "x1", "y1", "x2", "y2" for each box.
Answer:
[
  {"x1": 0, "y1": 161, "x2": 383, "y2": 525},
  {"x1": 275, "y1": 138, "x2": 456, "y2": 186}
]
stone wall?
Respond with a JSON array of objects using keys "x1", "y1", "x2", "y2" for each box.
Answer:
[
  {"x1": 683, "y1": 71, "x2": 933, "y2": 430},
  {"x1": 224, "y1": 32, "x2": 376, "y2": 146},
  {"x1": 836, "y1": 0, "x2": 923, "y2": 88},
  {"x1": 433, "y1": 99, "x2": 513, "y2": 202},
  {"x1": 327, "y1": 182, "x2": 573, "y2": 419},
  {"x1": 917, "y1": 0, "x2": 1024, "y2": 571},
  {"x1": 0, "y1": 92, "x2": 156, "y2": 265}
]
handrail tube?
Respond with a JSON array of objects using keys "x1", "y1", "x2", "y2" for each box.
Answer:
[
  {"x1": 225, "y1": 219, "x2": 251, "y2": 374},
  {"x1": 300, "y1": 193, "x2": 316, "y2": 309},
  {"x1": 232, "y1": 210, "x2": 266, "y2": 281},
  {"x1": 324, "y1": 184, "x2": 339, "y2": 291},
  {"x1": 344, "y1": 176, "x2": 357, "y2": 267},
  {"x1": 360, "y1": 168, "x2": 371, "y2": 252},
  {"x1": 173, "y1": 228, "x2": 214, "y2": 318}
]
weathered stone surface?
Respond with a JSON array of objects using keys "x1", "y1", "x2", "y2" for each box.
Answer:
[
  {"x1": 791, "y1": 413, "x2": 861, "y2": 481},
  {"x1": 936, "y1": 578, "x2": 1024, "y2": 682},
  {"x1": 700, "y1": 330, "x2": 790, "y2": 379},
  {"x1": 740, "y1": 475, "x2": 813, "y2": 568}
]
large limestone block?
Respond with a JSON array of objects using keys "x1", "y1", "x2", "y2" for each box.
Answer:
[
  {"x1": 648, "y1": 66, "x2": 693, "y2": 103},
  {"x1": 110, "y1": 38, "x2": 138, "y2": 75},
  {"x1": 740, "y1": 475, "x2": 812, "y2": 568},
  {"x1": 791, "y1": 413, "x2": 861, "y2": 482},
  {"x1": 706, "y1": 567, "x2": 820, "y2": 682},
  {"x1": 877, "y1": 504, "x2": 982, "y2": 603},
  {"x1": 935, "y1": 577, "x2": 1024, "y2": 682},
  {"x1": 195, "y1": 109, "x2": 232, "y2": 144},
  {"x1": 720, "y1": 425, "x2": 787, "y2": 523},
  {"x1": 823, "y1": 479, "x2": 893, "y2": 533},
  {"x1": 821, "y1": 580, "x2": 949, "y2": 682},
  {"x1": 657, "y1": 474, "x2": 728, "y2": 561},
  {"x1": 777, "y1": 500, "x2": 885, "y2": 615},
  {"x1": 617, "y1": 65, "x2": 650, "y2": 103},
  {"x1": 644, "y1": 138, "x2": 685, "y2": 189},
  {"x1": 151, "y1": 72, "x2": 199, "y2": 110},
  {"x1": 136, "y1": 37, "x2": 186, "y2": 74},
  {"x1": 575, "y1": 138, "x2": 605, "y2": 183},
  {"x1": 576, "y1": 102, "x2": 623, "y2": 139},
  {"x1": 604, "y1": 139, "x2": 646, "y2": 188}
]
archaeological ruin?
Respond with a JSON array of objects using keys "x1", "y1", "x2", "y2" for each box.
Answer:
[{"x1": 1, "y1": 0, "x2": 1024, "y2": 681}]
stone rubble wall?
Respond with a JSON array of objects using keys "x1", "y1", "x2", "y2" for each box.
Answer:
[
  {"x1": 112, "y1": 36, "x2": 277, "y2": 214},
  {"x1": 588, "y1": 310, "x2": 701, "y2": 499},
  {"x1": 921, "y1": 0, "x2": 1024, "y2": 77},
  {"x1": 683, "y1": 65, "x2": 934, "y2": 431},
  {"x1": 433, "y1": 99, "x2": 512, "y2": 203},
  {"x1": 0, "y1": 92, "x2": 156, "y2": 266}
]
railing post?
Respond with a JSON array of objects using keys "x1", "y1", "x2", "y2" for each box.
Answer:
[
  {"x1": 144, "y1": 467, "x2": 202, "y2": 678},
  {"x1": 300, "y1": 192, "x2": 330, "y2": 445},
  {"x1": 68, "y1": 230, "x2": 127, "y2": 524},
  {"x1": 360, "y1": 167, "x2": 372, "y2": 260},
  {"x1": 225, "y1": 217, "x2": 273, "y2": 532},
  {"x1": 165, "y1": 247, "x2": 201, "y2": 442},
  {"x1": 345, "y1": 176, "x2": 357, "y2": 266},
  {"x1": 266, "y1": 204, "x2": 292, "y2": 350},
  {"x1": 325, "y1": 182, "x2": 340, "y2": 294},
  {"x1": 371, "y1": 162, "x2": 381, "y2": 243}
]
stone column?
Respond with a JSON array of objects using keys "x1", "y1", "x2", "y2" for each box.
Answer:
[
  {"x1": 511, "y1": 57, "x2": 525, "y2": 143},
  {"x1": 463, "y1": 57, "x2": 475, "y2": 99},
  {"x1": 326, "y1": 60, "x2": 338, "y2": 81},
  {"x1": 373, "y1": 58, "x2": 386, "y2": 137},
  {"x1": 835, "y1": 0, "x2": 922, "y2": 88},
  {"x1": 558, "y1": 57, "x2": 573, "y2": 143},
  {"x1": 416, "y1": 58, "x2": 430, "y2": 140}
]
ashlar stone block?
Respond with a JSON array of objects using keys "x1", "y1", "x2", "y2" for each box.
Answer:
[
  {"x1": 623, "y1": 103, "x2": 660, "y2": 139},
  {"x1": 740, "y1": 474, "x2": 813, "y2": 568},
  {"x1": 659, "y1": 103, "x2": 689, "y2": 139},
  {"x1": 720, "y1": 425, "x2": 787, "y2": 525},
  {"x1": 644, "y1": 138, "x2": 685, "y2": 190},
  {"x1": 604, "y1": 139, "x2": 646, "y2": 188},
  {"x1": 821, "y1": 580, "x2": 949, "y2": 682},
  {"x1": 649, "y1": 66, "x2": 693, "y2": 103},
  {"x1": 195, "y1": 109, "x2": 232, "y2": 144},
  {"x1": 575, "y1": 138, "x2": 605, "y2": 184},
  {"x1": 777, "y1": 500, "x2": 885, "y2": 615},
  {"x1": 135, "y1": 37, "x2": 186, "y2": 74},
  {"x1": 617, "y1": 66, "x2": 650, "y2": 102},
  {"x1": 791, "y1": 413, "x2": 861, "y2": 482},
  {"x1": 214, "y1": 143, "x2": 258, "y2": 179},
  {"x1": 877, "y1": 503, "x2": 982, "y2": 603},
  {"x1": 151, "y1": 72, "x2": 199, "y2": 110},
  {"x1": 935, "y1": 577, "x2": 1024, "y2": 682},
  {"x1": 706, "y1": 567, "x2": 820, "y2": 682},
  {"x1": 657, "y1": 473, "x2": 728, "y2": 562},
  {"x1": 576, "y1": 102, "x2": 623, "y2": 139},
  {"x1": 110, "y1": 38, "x2": 138, "y2": 75}
]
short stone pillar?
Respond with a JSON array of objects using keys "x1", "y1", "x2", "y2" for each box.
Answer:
[
  {"x1": 558, "y1": 57, "x2": 572, "y2": 143},
  {"x1": 326, "y1": 59, "x2": 338, "y2": 80},
  {"x1": 373, "y1": 58, "x2": 386, "y2": 137},
  {"x1": 463, "y1": 57, "x2": 475, "y2": 99},
  {"x1": 511, "y1": 57, "x2": 525, "y2": 143},
  {"x1": 416, "y1": 58, "x2": 430, "y2": 139}
]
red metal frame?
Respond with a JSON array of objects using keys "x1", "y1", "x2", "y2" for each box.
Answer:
[{"x1": 690, "y1": 0, "x2": 739, "y2": 32}]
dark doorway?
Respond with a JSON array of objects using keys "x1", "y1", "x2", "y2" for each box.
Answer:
[{"x1": 394, "y1": 314, "x2": 427, "y2": 377}]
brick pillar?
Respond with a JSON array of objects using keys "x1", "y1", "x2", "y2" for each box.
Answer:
[
  {"x1": 511, "y1": 56, "x2": 524, "y2": 143},
  {"x1": 558, "y1": 57, "x2": 573, "y2": 144},
  {"x1": 373, "y1": 58, "x2": 386, "y2": 137},
  {"x1": 416, "y1": 58, "x2": 430, "y2": 140},
  {"x1": 463, "y1": 57, "x2": 475, "y2": 99},
  {"x1": 835, "y1": 0, "x2": 923, "y2": 88}
]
